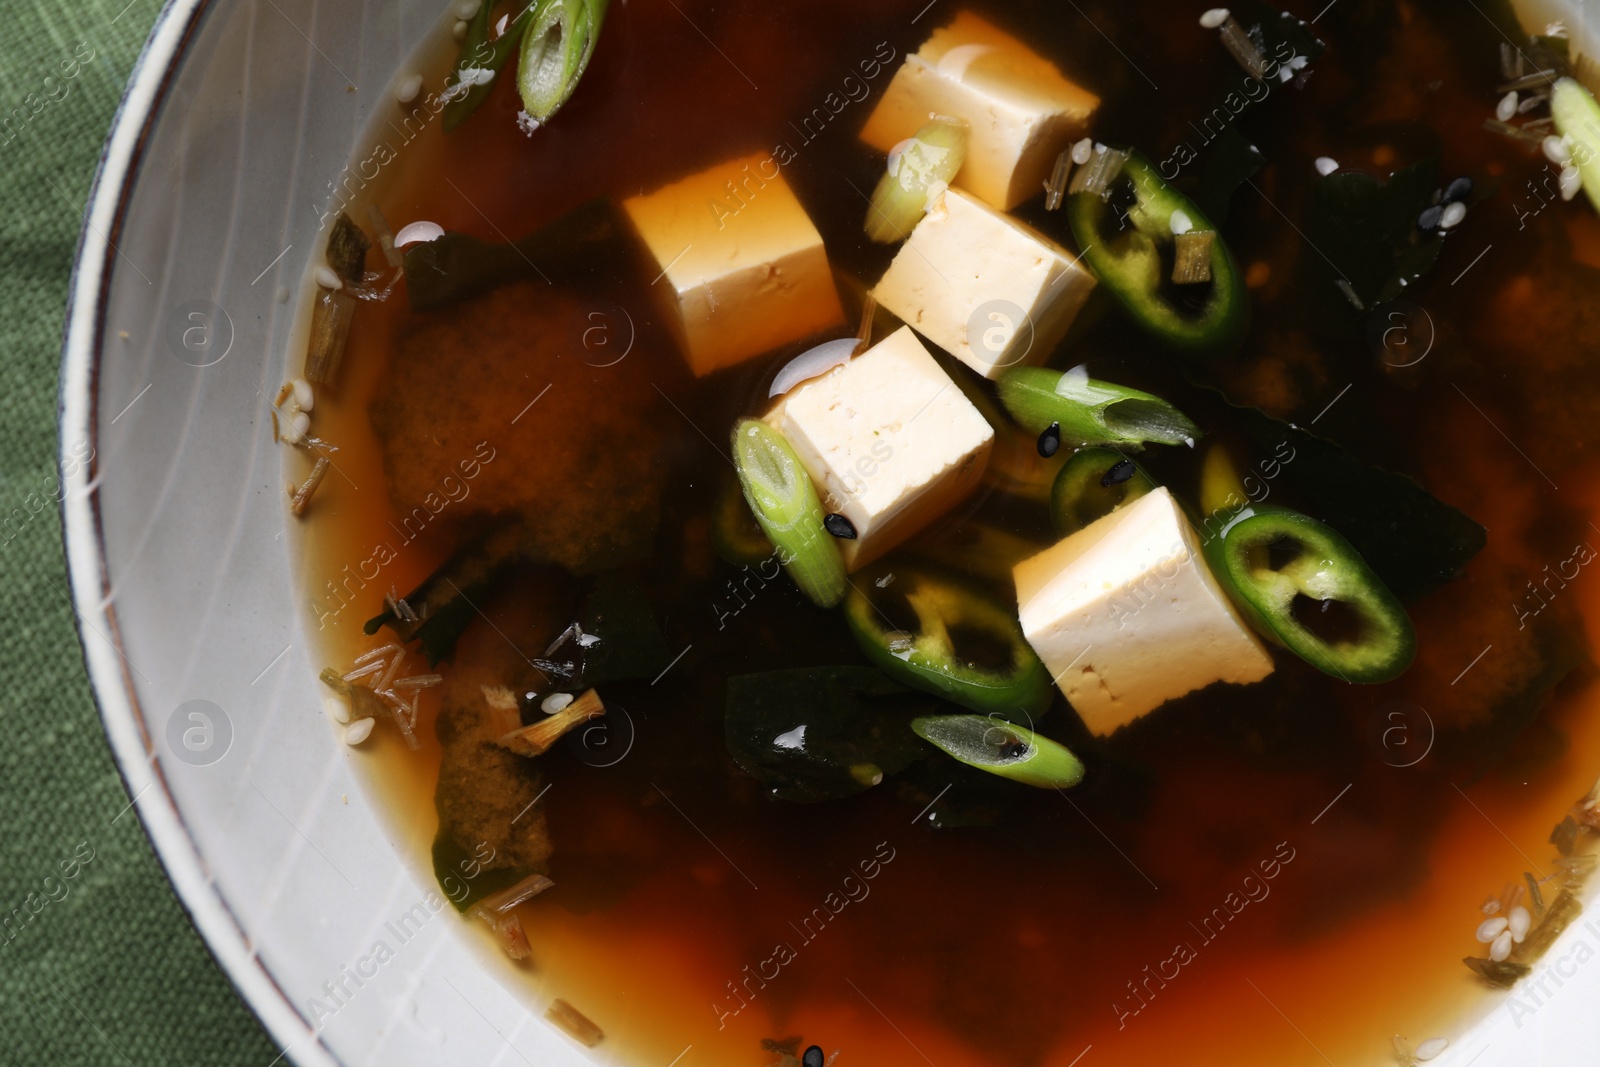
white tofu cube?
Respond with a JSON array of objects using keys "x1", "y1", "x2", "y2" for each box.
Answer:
[
  {"x1": 766, "y1": 326, "x2": 993, "y2": 570},
  {"x1": 872, "y1": 187, "x2": 1095, "y2": 379},
  {"x1": 623, "y1": 152, "x2": 844, "y2": 376},
  {"x1": 1013, "y1": 487, "x2": 1274, "y2": 736},
  {"x1": 860, "y1": 11, "x2": 1099, "y2": 210}
]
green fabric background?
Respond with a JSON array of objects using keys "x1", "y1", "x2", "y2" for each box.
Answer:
[{"x1": 0, "y1": 0, "x2": 276, "y2": 1061}]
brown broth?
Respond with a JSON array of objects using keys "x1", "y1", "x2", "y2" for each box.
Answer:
[{"x1": 296, "y1": 2, "x2": 1600, "y2": 1064}]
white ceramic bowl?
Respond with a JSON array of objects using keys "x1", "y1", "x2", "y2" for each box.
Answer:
[
  {"x1": 58, "y1": 1, "x2": 591, "y2": 1063},
  {"x1": 57, "y1": 2, "x2": 1600, "y2": 1064}
]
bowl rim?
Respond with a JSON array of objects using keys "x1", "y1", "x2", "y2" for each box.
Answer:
[{"x1": 56, "y1": 0, "x2": 338, "y2": 1062}]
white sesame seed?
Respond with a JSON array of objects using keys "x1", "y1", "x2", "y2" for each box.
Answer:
[
  {"x1": 1071, "y1": 137, "x2": 1094, "y2": 166},
  {"x1": 453, "y1": 19, "x2": 469, "y2": 39},
  {"x1": 291, "y1": 377, "x2": 314, "y2": 412},
  {"x1": 344, "y1": 717, "x2": 375, "y2": 745},
  {"x1": 290, "y1": 411, "x2": 311, "y2": 441},
  {"x1": 1496, "y1": 90, "x2": 1519, "y2": 122},
  {"x1": 1439, "y1": 201, "x2": 1467, "y2": 229},
  {"x1": 396, "y1": 73, "x2": 423, "y2": 104},
  {"x1": 314, "y1": 265, "x2": 342, "y2": 290},
  {"x1": 1544, "y1": 134, "x2": 1572, "y2": 166},
  {"x1": 329, "y1": 697, "x2": 349, "y2": 725},
  {"x1": 1170, "y1": 208, "x2": 1193, "y2": 235},
  {"x1": 541, "y1": 692, "x2": 574, "y2": 715},
  {"x1": 1490, "y1": 930, "x2": 1513, "y2": 961},
  {"x1": 1199, "y1": 7, "x2": 1230, "y2": 29},
  {"x1": 394, "y1": 220, "x2": 446, "y2": 247},
  {"x1": 1561, "y1": 164, "x2": 1583, "y2": 201},
  {"x1": 1475, "y1": 916, "x2": 1509, "y2": 942},
  {"x1": 456, "y1": 0, "x2": 481, "y2": 18},
  {"x1": 1314, "y1": 156, "x2": 1339, "y2": 176},
  {"x1": 1416, "y1": 1038, "x2": 1449, "y2": 1062},
  {"x1": 1509, "y1": 904, "x2": 1532, "y2": 943}
]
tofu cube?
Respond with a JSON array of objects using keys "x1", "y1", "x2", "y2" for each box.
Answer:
[
  {"x1": 1013, "y1": 488, "x2": 1275, "y2": 736},
  {"x1": 623, "y1": 153, "x2": 844, "y2": 376},
  {"x1": 872, "y1": 187, "x2": 1095, "y2": 379},
  {"x1": 860, "y1": 11, "x2": 1099, "y2": 210},
  {"x1": 766, "y1": 326, "x2": 993, "y2": 570}
]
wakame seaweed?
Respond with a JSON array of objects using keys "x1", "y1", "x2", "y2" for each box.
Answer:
[
  {"x1": 1207, "y1": 399, "x2": 1487, "y2": 601},
  {"x1": 725, "y1": 667, "x2": 942, "y2": 803},
  {"x1": 1311, "y1": 156, "x2": 1447, "y2": 312},
  {"x1": 577, "y1": 573, "x2": 672, "y2": 686},
  {"x1": 403, "y1": 197, "x2": 624, "y2": 311},
  {"x1": 365, "y1": 522, "x2": 528, "y2": 664}
]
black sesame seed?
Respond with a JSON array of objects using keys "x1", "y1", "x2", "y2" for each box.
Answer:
[
  {"x1": 824, "y1": 513, "x2": 858, "y2": 539},
  {"x1": 803, "y1": 1047, "x2": 825, "y2": 1067},
  {"x1": 1037, "y1": 422, "x2": 1062, "y2": 458},
  {"x1": 1417, "y1": 204, "x2": 1444, "y2": 233},
  {"x1": 1100, "y1": 459, "x2": 1137, "y2": 487},
  {"x1": 1443, "y1": 176, "x2": 1474, "y2": 204}
]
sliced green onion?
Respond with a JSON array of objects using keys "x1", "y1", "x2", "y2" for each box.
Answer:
[
  {"x1": 911, "y1": 715, "x2": 1084, "y2": 789},
  {"x1": 518, "y1": 0, "x2": 609, "y2": 126},
  {"x1": 731, "y1": 419, "x2": 846, "y2": 608},
  {"x1": 1049, "y1": 447, "x2": 1156, "y2": 535},
  {"x1": 1551, "y1": 77, "x2": 1600, "y2": 212},
  {"x1": 865, "y1": 116, "x2": 969, "y2": 243},
  {"x1": 443, "y1": 0, "x2": 529, "y2": 131},
  {"x1": 997, "y1": 366, "x2": 1200, "y2": 448}
]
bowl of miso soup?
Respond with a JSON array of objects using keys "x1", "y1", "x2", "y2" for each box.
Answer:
[{"x1": 61, "y1": 0, "x2": 1600, "y2": 1063}]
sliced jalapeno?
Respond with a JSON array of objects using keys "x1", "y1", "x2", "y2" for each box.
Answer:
[
  {"x1": 1205, "y1": 505, "x2": 1416, "y2": 683},
  {"x1": 845, "y1": 566, "x2": 1052, "y2": 718},
  {"x1": 1050, "y1": 448, "x2": 1156, "y2": 535},
  {"x1": 1067, "y1": 148, "x2": 1248, "y2": 353}
]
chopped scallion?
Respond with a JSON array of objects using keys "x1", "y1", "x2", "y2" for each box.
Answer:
[
  {"x1": 517, "y1": 0, "x2": 609, "y2": 126},
  {"x1": 731, "y1": 419, "x2": 846, "y2": 607},
  {"x1": 865, "y1": 116, "x2": 968, "y2": 243},
  {"x1": 911, "y1": 715, "x2": 1084, "y2": 789},
  {"x1": 1172, "y1": 230, "x2": 1216, "y2": 284},
  {"x1": 1551, "y1": 77, "x2": 1600, "y2": 212},
  {"x1": 997, "y1": 366, "x2": 1200, "y2": 448}
]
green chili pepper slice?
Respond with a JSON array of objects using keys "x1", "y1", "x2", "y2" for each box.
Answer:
[
  {"x1": 1067, "y1": 149, "x2": 1247, "y2": 353},
  {"x1": 1204, "y1": 505, "x2": 1416, "y2": 683},
  {"x1": 1050, "y1": 448, "x2": 1157, "y2": 536},
  {"x1": 845, "y1": 566, "x2": 1052, "y2": 718}
]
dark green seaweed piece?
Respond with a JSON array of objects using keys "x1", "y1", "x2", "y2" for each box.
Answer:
[
  {"x1": 442, "y1": 0, "x2": 533, "y2": 132},
  {"x1": 1217, "y1": 402, "x2": 1486, "y2": 601},
  {"x1": 365, "y1": 521, "x2": 527, "y2": 664},
  {"x1": 403, "y1": 197, "x2": 623, "y2": 311},
  {"x1": 1463, "y1": 956, "x2": 1531, "y2": 989},
  {"x1": 1552, "y1": 815, "x2": 1580, "y2": 857},
  {"x1": 431, "y1": 831, "x2": 526, "y2": 913},
  {"x1": 1191, "y1": 128, "x2": 1265, "y2": 227},
  {"x1": 577, "y1": 573, "x2": 671, "y2": 686},
  {"x1": 725, "y1": 667, "x2": 940, "y2": 803},
  {"x1": 327, "y1": 212, "x2": 371, "y2": 286},
  {"x1": 1311, "y1": 157, "x2": 1444, "y2": 312}
]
